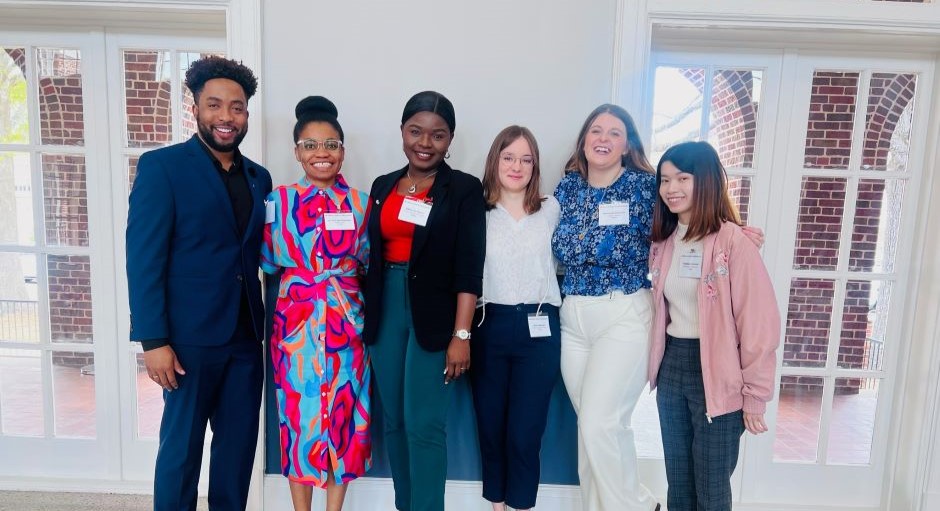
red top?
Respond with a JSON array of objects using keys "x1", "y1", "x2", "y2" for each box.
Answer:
[{"x1": 380, "y1": 188, "x2": 429, "y2": 263}]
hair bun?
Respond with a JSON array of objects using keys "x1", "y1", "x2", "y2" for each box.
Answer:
[{"x1": 295, "y1": 96, "x2": 338, "y2": 121}]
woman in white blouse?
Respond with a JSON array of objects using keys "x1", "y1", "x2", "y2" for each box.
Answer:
[{"x1": 470, "y1": 125, "x2": 562, "y2": 511}]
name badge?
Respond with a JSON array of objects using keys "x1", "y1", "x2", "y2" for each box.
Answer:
[
  {"x1": 527, "y1": 314, "x2": 551, "y2": 338},
  {"x1": 398, "y1": 197, "x2": 432, "y2": 226},
  {"x1": 598, "y1": 201, "x2": 630, "y2": 226},
  {"x1": 679, "y1": 250, "x2": 703, "y2": 278},
  {"x1": 265, "y1": 200, "x2": 275, "y2": 224},
  {"x1": 324, "y1": 212, "x2": 355, "y2": 231}
]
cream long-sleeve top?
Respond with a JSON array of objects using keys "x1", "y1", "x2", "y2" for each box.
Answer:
[
  {"x1": 648, "y1": 221, "x2": 781, "y2": 417},
  {"x1": 481, "y1": 196, "x2": 562, "y2": 307}
]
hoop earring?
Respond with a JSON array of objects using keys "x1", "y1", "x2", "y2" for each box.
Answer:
[{"x1": 445, "y1": 151, "x2": 451, "y2": 159}]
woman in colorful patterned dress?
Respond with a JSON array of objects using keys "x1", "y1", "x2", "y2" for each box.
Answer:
[{"x1": 262, "y1": 96, "x2": 371, "y2": 511}]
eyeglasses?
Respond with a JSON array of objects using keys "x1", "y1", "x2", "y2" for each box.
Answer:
[
  {"x1": 296, "y1": 138, "x2": 344, "y2": 152},
  {"x1": 500, "y1": 154, "x2": 535, "y2": 167}
]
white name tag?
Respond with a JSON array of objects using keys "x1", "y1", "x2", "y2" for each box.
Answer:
[
  {"x1": 324, "y1": 212, "x2": 355, "y2": 231},
  {"x1": 527, "y1": 314, "x2": 551, "y2": 338},
  {"x1": 265, "y1": 200, "x2": 275, "y2": 224},
  {"x1": 398, "y1": 197, "x2": 432, "y2": 226},
  {"x1": 598, "y1": 201, "x2": 630, "y2": 226},
  {"x1": 679, "y1": 250, "x2": 703, "y2": 278}
]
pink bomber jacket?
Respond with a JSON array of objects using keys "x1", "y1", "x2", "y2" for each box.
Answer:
[{"x1": 648, "y1": 221, "x2": 781, "y2": 417}]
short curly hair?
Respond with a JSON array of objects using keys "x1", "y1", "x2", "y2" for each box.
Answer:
[{"x1": 184, "y1": 55, "x2": 258, "y2": 102}]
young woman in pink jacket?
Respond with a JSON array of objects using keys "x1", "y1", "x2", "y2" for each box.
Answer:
[{"x1": 648, "y1": 141, "x2": 781, "y2": 511}]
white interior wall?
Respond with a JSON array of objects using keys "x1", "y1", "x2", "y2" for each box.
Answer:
[{"x1": 260, "y1": 0, "x2": 620, "y2": 193}]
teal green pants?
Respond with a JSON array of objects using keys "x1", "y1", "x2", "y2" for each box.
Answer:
[{"x1": 371, "y1": 264, "x2": 451, "y2": 511}]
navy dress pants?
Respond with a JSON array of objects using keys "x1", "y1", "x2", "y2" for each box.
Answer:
[
  {"x1": 470, "y1": 303, "x2": 560, "y2": 510},
  {"x1": 153, "y1": 340, "x2": 263, "y2": 511},
  {"x1": 656, "y1": 336, "x2": 745, "y2": 511}
]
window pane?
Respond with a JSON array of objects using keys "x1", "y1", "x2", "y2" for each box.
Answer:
[
  {"x1": 0, "y1": 48, "x2": 29, "y2": 144},
  {"x1": 792, "y1": 177, "x2": 847, "y2": 271},
  {"x1": 863, "y1": 73, "x2": 916, "y2": 172},
  {"x1": 47, "y1": 255, "x2": 93, "y2": 344},
  {"x1": 179, "y1": 52, "x2": 223, "y2": 140},
  {"x1": 52, "y1": 350, "x2": 95, "y2": 438},
  {"x1": 709, "y1": 70, "x2": 761, "y2": 169},
  {"x1": 37, "y1": 48, "x2": 84, "y2": 146},
  {"x1": 728, "y1": 175, "x2": 752, "y2": 224},
  {"x1": 0, "y1": 348, "x2": 44, "y2": 436},
  {"x1": 0, "y1": 152, "x2": 35, "y2": 246},
  {"x1": 41, "y1": 153, "x2": 88, "y2": 247},
  {"x1": 828, "y1": 377, "x2": 879, "y2": 465},
  {"x1": 784, "y1": 278, "x2": 836, "y2": 369},
  {"x1": 849, "y1": 179, "x2": 905, "y2": 273},
  {"x1": 838, "y1": 280, "x2": 891, "y2": 371},
  {"x1": 774, "y1": 376, "x2": 824, "y2": 462},
  {"x1": 126, "y1": 155, "x2": 139, "y2": 198},
  {"x1": 803, "y1": 71, "x2": 859, "y2": 170},
  {"x1": 123, "y1": 50, "x2": 172, "y2": 148},
  {"x1": 135, "y1": 352, "x2": 163, "y2": 439},
  {"x1": 651, "y1": 67, "x2": 704, "y2": 164},
  {"x1": 0, "y1": 253, "x2": 39, "y2": 343}
]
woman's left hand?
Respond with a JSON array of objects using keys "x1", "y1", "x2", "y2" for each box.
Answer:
[
  {"x1": 744, "y1": 412, "x2": 768, "y2": 434},
  {"x1": 742, "y1": 225, "x2": 765, "y2": 248},
  {"x1": 444, "y1": 338, "x2": 471, "y2": 383}
]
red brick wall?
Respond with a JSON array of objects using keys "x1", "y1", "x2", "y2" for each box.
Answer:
[
  {"x1": 804, "y1": 72, "x2": 858, "y2": 169},
  {"x1": 38, "y1": 51, "x2": 85, "y2": 146},
  {"x1": 41, "y1": 154, "x2": 88, "y2": 247},
  {"x1": 46, "y1": 254, "x2": 93, "y2": 336},
  {"x1": 124, "y1": 51, "x2": 173, "y2": 148}
]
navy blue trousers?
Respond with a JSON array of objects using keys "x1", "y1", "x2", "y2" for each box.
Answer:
[
  {"x1": 470, "y1": 303, "x2": 560, "y2": 510},
  {"x1": 154, "y1": 340, "x2": 263, "y2": 511},
  {"x1": 656, "y1": 336, "x2": 744, "y2": 511}
]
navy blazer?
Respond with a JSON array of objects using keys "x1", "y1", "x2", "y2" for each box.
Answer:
[
  {"x1": 362, "y1": 162, "x2": 486, "y2": 352},
  {"x1": 127, "y1": 135, "x2": 273, "y2": 346}
]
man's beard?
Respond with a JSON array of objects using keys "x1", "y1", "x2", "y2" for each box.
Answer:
[{"x1": 198, "y1": 122, "x2": 247, "y2": 154}]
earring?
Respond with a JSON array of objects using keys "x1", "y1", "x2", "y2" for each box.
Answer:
[{"x1": 445, "y1": 151, "x2": 451, "y2": 159}]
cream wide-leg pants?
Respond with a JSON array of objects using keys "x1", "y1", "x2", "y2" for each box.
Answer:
[{"x1": 560, "y1": 289, "x2": 657, "y2": 511}]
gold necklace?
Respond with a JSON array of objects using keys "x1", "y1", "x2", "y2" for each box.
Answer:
[{"x1": 406, "y1": 169, "x2": 438, "y2": 194}]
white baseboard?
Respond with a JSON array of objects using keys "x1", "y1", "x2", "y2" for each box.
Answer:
[
  {"x1": 0, "y1": 478, "x2": 153, "y2": 494},
  {"x1": 262, "y1": 475, "x2": 581, "y2": 511}
]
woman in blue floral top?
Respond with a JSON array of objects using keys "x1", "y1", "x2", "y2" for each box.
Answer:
[{"x1": 552, "y1": 104, "x2": 660, "y2": 511}]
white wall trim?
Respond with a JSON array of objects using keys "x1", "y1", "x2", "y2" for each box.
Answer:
[
  {"x1": 226, "y1": 0, "x2": 264, "y2": 165},
  {"x1": 893, "y1": 56, "x2": 940, "y2": 511},
  {"x1": 262, "y1": 475, "x2": 581, "y2": 511},
  {"x1": 648, "y1": 0, "x2": 940, "y2": 33}
]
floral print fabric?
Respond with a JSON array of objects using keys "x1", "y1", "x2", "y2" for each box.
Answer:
[{"x1": 552, "y1": 168, "x2": 656, "y2": 296}]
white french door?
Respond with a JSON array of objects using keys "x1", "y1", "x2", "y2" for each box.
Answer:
[
  {"x1": 0, "y1": 28, "x2": 224, "y2": 487},
  {"x1": 740, "y1": 53, "x2": 933, "y2": 509},
  {"x1": 0, "y1": 30, "x2": 117, "y2": 481},
  {"x1": 104, "y1": 32, "x2": 225, "y2": 483},
  {"x1": 647, "y1": 50, "x2": 934, "y2": 508}
]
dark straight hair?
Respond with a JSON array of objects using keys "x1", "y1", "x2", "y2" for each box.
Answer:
[
  {"x1": 482, "y1": 125, "x2": 544, "y2": 214},
  {"x1": 400, "y1": 90, "x2": 456, "y2": 134},
  {"x1": 651, "y1": 141, "x2": 741, "y2": 242},
  {"x1": 564, "y1": 103, "x2": 653, "y2": 178}
]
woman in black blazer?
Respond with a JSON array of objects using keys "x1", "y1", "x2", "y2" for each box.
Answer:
[{"x1": 362, "y1": 91, "x2": 485, "y2": 511}]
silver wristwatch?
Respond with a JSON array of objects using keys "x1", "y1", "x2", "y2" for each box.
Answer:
[{"x1": 453, "y1": 329, "x2": 471, "y2": 340}]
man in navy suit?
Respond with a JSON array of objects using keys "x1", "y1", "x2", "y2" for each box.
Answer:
[{"x1": 127, "y1": 56, "x2": 272, "y2": 511}]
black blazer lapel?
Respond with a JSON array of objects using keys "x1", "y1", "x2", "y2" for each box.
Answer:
[
  {"x1": 241, "y1": 160, "x2": 265, "y2": 245},
  {"x1": 410, "y1": 162, "x2": 452, "y2": 263}
]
